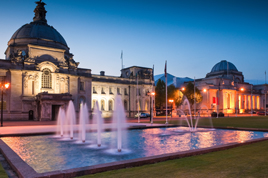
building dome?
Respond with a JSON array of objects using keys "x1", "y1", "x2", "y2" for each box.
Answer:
[
  {"x1": 211, "y1": 60, "x2": 238, "y2": 73},
  {"x1": 11, "y1": 23, "x2": 67, "y2": 47},
  {"x1": 7, "y1": 1, "x2": 68, "y2": 50}
]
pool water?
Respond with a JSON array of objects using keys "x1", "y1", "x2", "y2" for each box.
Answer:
[{"x1": 2, "y1": 127, "x2": 268, "y2": 173}]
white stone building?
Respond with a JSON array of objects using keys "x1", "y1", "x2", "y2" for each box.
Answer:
[
  {"x1": 181, "y1": 60, "x2": 267, "y2": 115},
  {"x1": 0, "y1": 1, "x2": 154, "y2": 120}
]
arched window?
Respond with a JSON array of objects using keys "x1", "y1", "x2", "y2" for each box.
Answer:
[
  {"x1": 108, "y1": 100, "x2": 113, "y2": 111},
  {"x1": 124, "y1": 100, "x2": 128, "y2": 110},
  {"x1": 101, "y1": 100, "x2": 105, "y2": 111},
  {"x1": 42, "y1": 68, "x2": 52, "y2": 88}
]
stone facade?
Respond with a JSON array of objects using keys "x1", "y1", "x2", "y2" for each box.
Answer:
[
  {"x1": 0, "y1": 1, "x2": 154, "y2": 120},
  {"x1": 92, "y1": 67, "x2": 154, "y2": 118}
]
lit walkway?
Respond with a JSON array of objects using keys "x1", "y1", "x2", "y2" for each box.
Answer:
[{"x1": 0, "y1": 122, "x2": 167, "y2": 136}]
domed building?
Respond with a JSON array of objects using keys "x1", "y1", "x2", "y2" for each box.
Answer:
[
  {"x1": 0, "y1": 1, "x2": 154, "y2": 120},
  {"x1": 186, "y1": 60, "x2": 266, "y2": 115}
]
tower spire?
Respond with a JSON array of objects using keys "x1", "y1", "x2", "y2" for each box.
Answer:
[{"x1": 33, "y1": 0, "x2": 47, "y2": 24}]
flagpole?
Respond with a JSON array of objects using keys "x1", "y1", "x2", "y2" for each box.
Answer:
[
  {"x1": 165, "y1": 61, "x2": 168, "y2": 124},
  {"x1": 194, "y1": 77, "x2": 196, "y2": 121},
  {"x1": 121, "y1": 50, "x2": 123, "y2": 70}
]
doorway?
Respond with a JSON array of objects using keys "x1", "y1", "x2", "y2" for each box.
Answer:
[
  {"x1": 52, "y1": 105, "x2": 61, "y2": 121},
  {"x1": 29, "y1": 110, "x2": 34, "y2": 120}
]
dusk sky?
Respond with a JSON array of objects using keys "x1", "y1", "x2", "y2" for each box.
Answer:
[{"x1": 0, "y1": 0, "x2": 267, "y2": 84}]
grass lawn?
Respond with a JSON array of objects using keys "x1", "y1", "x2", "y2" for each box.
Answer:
[
  {"x1": 153, "y1": 116, "x2": 268, "y2": 129},
  {"x1": 78, "y1": 140, "x2": 268, "y2": 178},
  {"x1": 0, "y1": 163, "x2": 8, "y2": 178}
]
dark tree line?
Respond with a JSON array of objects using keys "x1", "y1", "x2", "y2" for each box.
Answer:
[{"x1": 155, "y1": 80, "x2": 202, "y2": 110}]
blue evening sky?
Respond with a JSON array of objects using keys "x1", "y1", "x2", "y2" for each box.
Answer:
[{"x1": 0, "y1": 0, "x2": 267, "y2": 84}]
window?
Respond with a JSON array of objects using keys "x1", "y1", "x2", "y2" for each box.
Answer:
[
  {"x1": 124, "y1": 88, "x2": 128, "y2": 95},
  {"x1": 93, "y1": 86, "x2": 97, "y2": 94},
  {"x1": 109, "y1": 87, "x2": 113, "y2": 94},
  {"x1": 101, "y1": 100, "x2": 105, "y2": 111},
  {"x1": 42, "y1": 68, "x2": 52, "y2": 88},
  {"x1": 101, "y1": 87, "x2": 105, "y2": 94},
  {"x1": 117, "y1": 87, "x2": 121, "y2": 95},
  {"x1": 80, "y1": 81, "x2": 85, "y2": 91},
  {"x1": 109, "y1": 100, "x2": 113, "y2": 111},
  {"x1": 138, "y1": 89, "x2": 141, "y2": 96},
  {"x1": 124, "y1": 100, "x2": 128, "y2": 110}
]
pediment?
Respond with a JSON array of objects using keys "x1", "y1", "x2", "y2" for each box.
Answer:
[{"x1": 36, "y1": 61, "x2": 59, "y2": 72}]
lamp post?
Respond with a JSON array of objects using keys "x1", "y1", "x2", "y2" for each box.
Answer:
[
  {"x1": 251, "y1": 85, "x2": 253, "y2": 117},
  {"x1": 148, "y1": 91, "x2": 155, "y2": 123},
  {"x1": 1, "y1": 83, "x2": 10, "y2": 127},
  {"x1": 168, "y1": 99, "x2": 174, "y2": 118},
  {"x1": 203, "y1": 88, "x2": 208, "y2": 117}
]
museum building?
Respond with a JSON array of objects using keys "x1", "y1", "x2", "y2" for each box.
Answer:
[
  {"x1": 0, "y1": 1, "x2": 154, "y2": 120},
  {"x1": 182, "y1": 60, "x2": 268, "y2": 114}
]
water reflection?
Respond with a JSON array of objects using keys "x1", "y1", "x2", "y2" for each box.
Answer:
[{"x1": 1, "y1": 127, "x2": 268, "y2": 173}]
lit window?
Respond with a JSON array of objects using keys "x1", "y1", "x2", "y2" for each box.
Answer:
[
  {"x1": 93, "y1": 86, "x2": 97, "y2": 94},
  {"x1": 109, "y1": 100, "x2": 113, "y2": 111},
  {"x1": 42, "y1": 68, "x2": 52, "y2": 88},
  {"x1": 101, "y1": 100, "x2": 105, "y2": 111},
  {"x1": 109, "y1": 87, "x2": 113, "y2": 94},
  {"x1": 101, "y1": 87, "x2": 105, "y2": 94}
]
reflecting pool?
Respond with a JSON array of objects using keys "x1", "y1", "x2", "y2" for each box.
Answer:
[{"x1": 2, "y1": 127, "x2": 268, "y2": 173}]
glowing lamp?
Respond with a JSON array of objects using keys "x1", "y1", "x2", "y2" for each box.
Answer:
[
  {"x1": 181, "y1": 87, "x2": 185, "y2": 91},
  {"x1": 4, "y1": 83, "x2": 10, "y2": 89},
  {"x1": 151, "y1": 92, "x2": 155, "y2": 96},
  {"x1": 240, "y1": 88, "x2": 244, "y2": 91},
  {"x1": 168, "y1": 99, "x2": 174, "y2": 103},
  {"x1": 203, "y1": 89, "x2": 207, "y2": 92}
]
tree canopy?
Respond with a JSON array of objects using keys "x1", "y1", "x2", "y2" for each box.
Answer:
[
  {"x1": 155, "y1": 79, "x2": 165, "y2": 108},
  {"x1": 182, "y1": 82, "x2": 203, "y2": 108}
]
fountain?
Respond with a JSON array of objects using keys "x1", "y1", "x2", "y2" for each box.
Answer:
[
  {"x1": 78, "y1": 103, "x2": 89, "y2": 143},
  {"x1": 92, "y1": 101, "x2": 103, "y2": 147},
  {"x1": 178, "y1": 97, "x2": 214, "y2": 132},
  {"x1": 56, "y1": 107, "x2": 65, "y2": 137},
  {"x1": 66, "y1": 101, "x2": 76, "y2": 139},
  {"x1": 112, "y1": 95, "x2": 128, "y2": 152}
]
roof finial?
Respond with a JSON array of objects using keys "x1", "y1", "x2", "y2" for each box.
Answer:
[{"x1": 33, "y1": 0, "x2": 47, "y2": 24}]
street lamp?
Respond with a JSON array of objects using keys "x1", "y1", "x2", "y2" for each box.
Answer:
[
  {"x1": 203, "y1": 88, "x2": 209, "y2": 117},
  {"x1": 148, "y1": 91, "x2": 155, "y2": 123},
  {"x1": 181, "y1": 87, "x2": 185, "y2": 91},
  {"x1": 168, "y1": 99, "x2": 174, "y2": 118},
  {"x1": 1, "y1": 82, "x2": 10, "y2": 127}
]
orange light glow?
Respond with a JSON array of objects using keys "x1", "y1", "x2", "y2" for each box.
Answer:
[
  {"x1": 203, "y1": 89, "x2": 207, "y2": 92},
  {"x1": 151, "y1": 92, "x2": 155, "y2": 96},
  {"x1": 168, "y1": 99, "x2": 174, "y2": 103},
  {"x1": 181, "y1": 87, "x2": 185, "y2": 91},
  {"x1": 4, "y1": 83, "x2": 10, "y2": 89},
  {"x1": 240, "y1": 88, "x2": 244, "y2": 91}
]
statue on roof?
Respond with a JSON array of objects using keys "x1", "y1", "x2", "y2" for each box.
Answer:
[{"x1": 33, "y1": 0, "x2": 47, "y2": 24}]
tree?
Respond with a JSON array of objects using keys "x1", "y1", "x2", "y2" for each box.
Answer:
[
  {"x1": 182, "y1": 82, "x2": 203, "y2": 109},
  {"x1": 167, "y1": 85, "x2": 184, "y2": 107},
  {"x1": 155, "y1": 79, "x2": 165, "y2": 108}
]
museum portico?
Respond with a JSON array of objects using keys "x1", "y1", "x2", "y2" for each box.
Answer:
[{"x1": 183, "y1": 60, "x2": 266, "y2": 114}]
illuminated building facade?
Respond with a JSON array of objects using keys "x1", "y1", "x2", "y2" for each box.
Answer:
[
  {"x1": 187, "y1": 60, "x2": 266, "y2": 114},
  {"x1": 0, "y1": 1, "x2": 154, "y2": 120}
]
